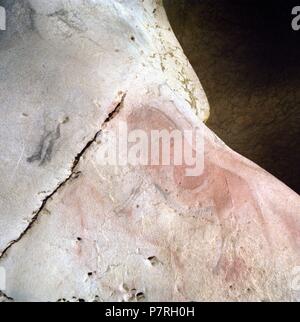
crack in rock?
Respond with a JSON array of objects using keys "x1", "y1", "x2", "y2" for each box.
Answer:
[
  {"x1": 0, "y1": 92, "x2": 126, "y2": 259},
  {"x1": 0, "y1": 291, "x2": 14, "y2": 302}
]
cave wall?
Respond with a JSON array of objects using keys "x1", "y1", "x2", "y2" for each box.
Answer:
[{"x1": 164, "y1": 0, "x2": 300, "y2": 193}]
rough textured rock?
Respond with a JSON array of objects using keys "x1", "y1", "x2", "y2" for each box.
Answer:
[
  {"x1": 0, "y1": 0, "x2": 299, "y2": 302},
  {"x1": 0, "y1": 0, "x2": 208, "y2": 254}
]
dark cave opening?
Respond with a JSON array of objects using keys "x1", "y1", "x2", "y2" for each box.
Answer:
[{"x1": 164, "y1": 0, "x2": 300, "y2": 193}]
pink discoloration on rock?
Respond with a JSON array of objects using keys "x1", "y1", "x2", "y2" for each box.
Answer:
[
  {"x1": 1, "y1": 95, "x2": 295, "y2": 302},
  {"x1": 219, "y1": 256, "x2": 249, "y2": 283}
]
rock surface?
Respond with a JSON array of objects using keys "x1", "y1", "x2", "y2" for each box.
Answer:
[
  {"x1": 0, "y1": 0, "x2": 208, "y2": 254},
  {"x1": 0, "y1": 0, "x2": 299, "y2": 302}
]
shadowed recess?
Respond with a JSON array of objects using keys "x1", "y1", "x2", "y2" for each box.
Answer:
[{"x1": 164, "y1": 0, "x2": 300, "y2": 193}]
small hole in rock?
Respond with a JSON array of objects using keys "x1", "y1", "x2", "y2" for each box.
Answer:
[
  {"x1": 136, "y1": 292, "x2": 145, "y2": 300},
  {"x1": 147, "y1": 256, "x2": 158, "y2": 265}
]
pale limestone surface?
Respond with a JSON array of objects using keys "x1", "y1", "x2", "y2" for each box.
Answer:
[
  {"x1": 0, "y1": 0, "x2": 208, "y2": 254},
  {"x1": 0, "y1": 0, "x2": 299, "y2": 302}
]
